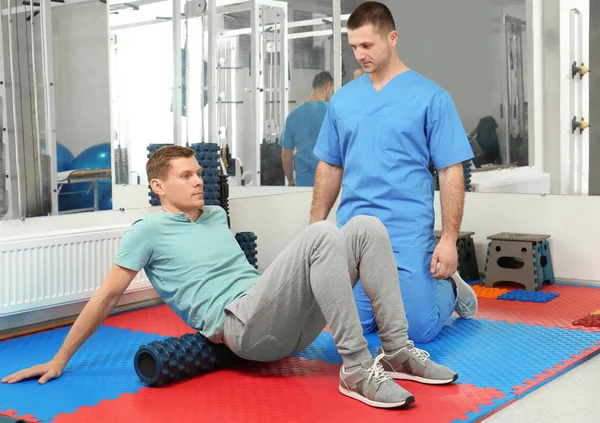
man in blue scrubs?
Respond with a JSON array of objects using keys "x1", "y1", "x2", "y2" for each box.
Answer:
[
  {"x1": 280, "y1": 71, "x2": 333, "y2": 187},
  {"x1": 310, "y1": 2, "x2": 478, "y2": 343}
]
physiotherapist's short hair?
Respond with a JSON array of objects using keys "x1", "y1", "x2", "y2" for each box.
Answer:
[
  {"x1": 312, "y1": 71, "x2": 334, "y2": 90},
  {"x1": 347, "y1": 1, "x2": 396, "y2": 35}
]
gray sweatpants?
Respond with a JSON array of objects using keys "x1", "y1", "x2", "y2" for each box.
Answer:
[{"x1": 223, "y1": 215, "x2": 409, "y2": 368}]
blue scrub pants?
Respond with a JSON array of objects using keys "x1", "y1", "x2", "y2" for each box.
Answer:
[{"x1": 353, "y1": 250, "x2": 457, "y2": 343}]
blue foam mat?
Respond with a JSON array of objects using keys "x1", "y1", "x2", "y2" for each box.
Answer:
[
  {"x1": 0, "y1": 326, "x2": 166, "y2": 422},
  {"x1": 2, "y1": 316, "x2": 600, "y2": 422},
  {"x1": 294, "y1": 317, "x2": 600, "y2": 394},
  {"x1": 453, "y1": 394, "x2": 517, "y2": 423}
]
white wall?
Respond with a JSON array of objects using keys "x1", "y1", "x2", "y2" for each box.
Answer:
[
  {"x1": 242, "y1": 190, "x2": 600, "y2": 282},
  {"x1": 52, "y1": 2, "x2": 111, "y2": 159},
  {"x1": 229, "y1": 190, "x2": 327, "y2": 271},
  {"x1": 2, "y1": 189, "x2": 600, "y2": 283},
  {"x1": 442, "y1": 192, "x2": 600, "y2": 283},
  {"x1": 2, "y1": 188, "x2": 599, "y2": 331}
]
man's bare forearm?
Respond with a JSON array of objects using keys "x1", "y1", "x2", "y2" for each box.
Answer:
[
  {"x1": 53, "y1": 286, "x2": 121, "y2": 366},
  {"x1": 437, "y1": 163, "x2": 465, "y2": 244},
  {"x1": 2, "y1": 265, "x2": 137, "y2": 385},
  {"x1": 52, "y1": 265, "x2": 136, "y2": 366},
  {"x1": 310, "y1": 161, "x2": 343, "y2": 224}
]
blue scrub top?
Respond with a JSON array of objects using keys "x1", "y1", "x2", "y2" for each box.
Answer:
[
  {"x1": 314, "y1": 71, "x2": 474, "y2": 252},
  {"x1": 280, "y1": 101, "x2": 329, "y2": 187}
]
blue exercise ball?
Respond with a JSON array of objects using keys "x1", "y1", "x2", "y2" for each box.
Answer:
[
  {"x1": 99, "y1": 184, "x2": 113, "y2": 211},
  {"x1": 56, "y1": 142, "x2": 75, "y2": 172},
  {"x1": 55, "y1": 143, "x2": 75, "y2": 210},
  {"x1": 68, "y1": 143, "x2": 112, "y2": 211},
  {"x1": 72, "y1": 143, "x2": 112, "y2": 171},
  {"x1": 40, "y1": 141, "x2": 74, "y2": 171}
]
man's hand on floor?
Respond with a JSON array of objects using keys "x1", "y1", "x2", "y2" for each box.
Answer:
[{"x1": 2, "y1": 360, "x2": 65, "y2": 385}]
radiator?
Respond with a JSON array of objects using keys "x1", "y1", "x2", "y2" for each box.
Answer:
[{"x1": 0, "y1": 226, "x2": 152, "y2": 317}]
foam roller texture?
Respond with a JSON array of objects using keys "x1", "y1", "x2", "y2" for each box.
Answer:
[{"x1": 134, "y1": 332, "x2": 240, "y2": 387}]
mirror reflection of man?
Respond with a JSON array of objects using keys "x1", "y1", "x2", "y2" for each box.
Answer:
[{"x1": 280, "y1": 71, "x2": 334, "y2": 187}]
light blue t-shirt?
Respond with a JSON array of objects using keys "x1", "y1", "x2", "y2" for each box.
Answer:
[
  {"x1": 314, "y1": 71, "x2": 474, "y2": 252},
  {"x1": 114, "y1": 206, "x2": 260, "y2": 343},
  {"x1": 280, "y1": 100, "x2": 329, "y2": 187}
]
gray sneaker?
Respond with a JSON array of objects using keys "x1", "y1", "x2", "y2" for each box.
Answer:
[
  {"x1": 339, "y1": 354, "x2": 415, "y2": 409},
  {"x1": 449, "y1": 271, "x2": 478, "y2": 318},
  {"x1": 379, "y1": 341, "x2": 458, "y2": 385}
]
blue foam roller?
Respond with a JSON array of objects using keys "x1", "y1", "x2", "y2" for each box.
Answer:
[
  {"x1": 0, "y1": 417, "x2": 27, "y2": 423},
  {"x1": 55, "y1": 142, "x2": 75, "y2": 172},
  {"x1": 236, "y1": 232, "x2": 257, "y2": 242},
  {"x1": 235, "y1": 232, "x2": 258, "y2": 269},
  {"x1": 134, "y1": 332, "x2": 241, "y2": 387}
]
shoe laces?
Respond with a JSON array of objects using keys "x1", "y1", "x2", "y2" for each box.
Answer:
[
  {"x1": 405, "y1": 341, "x2": 430, "y2": 363},
  {"x1": 367, "y1": 354, "x2": 393, "y2": 384}
]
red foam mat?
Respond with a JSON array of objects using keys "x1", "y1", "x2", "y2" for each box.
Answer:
[
  {"x1": 104, "y1": 305, "x2": 196, "y2": 337},
  {"x1": 475, "y1": 285, "x2": 600, "y2": 331},
  {"x1": 52, "y1": 357, "x2": 505, "y2": 423}
]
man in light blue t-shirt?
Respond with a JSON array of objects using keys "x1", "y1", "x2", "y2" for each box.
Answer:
[
  {"x1": 311, "y1": 2, "x2": 478, "y2": 343},
  {"x1": 3, "y1": 146, "x2": 458, "y2": 409},
  {"x1": 280, "y1": 71, "x2": 333, "y2": 187}
]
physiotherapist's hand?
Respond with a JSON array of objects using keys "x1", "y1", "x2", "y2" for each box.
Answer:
[{"x1": 430, "y1": 240, "x2": 458, "y2": 279}]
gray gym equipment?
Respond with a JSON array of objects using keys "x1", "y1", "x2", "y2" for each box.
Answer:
[
  {"x1": 483, "y1": 232, "x2": 553, "y2": 292},
  {"x1": 434, "y1": 230, "x2": 480, "y2": 281}
]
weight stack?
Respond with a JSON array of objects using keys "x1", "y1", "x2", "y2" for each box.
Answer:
[
  {"x1": 191, "y1": 143, "x2": 222, "y2": 207},
  {"x1": 147, "y1": 143, "x2": 172, "y2": 206},
  {"x1": 235, "y1": 232, "x2": 258, "y2": 269},
  {"x1": 260, "y1": 141, "x2": 285, "y2": 186},
  {"x1": 134, "y1": 332, "x2": 241, "y2": 387},
  {"x1": 113, "y1": 146, "x2": 129, "y2": 185}
]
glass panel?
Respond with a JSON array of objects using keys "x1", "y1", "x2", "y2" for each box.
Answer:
[
  {"x1": 0, "y1": 98, "x2": 6, "y2": 219},
  {"x1": 339, "y1": 0, "x2": 552, "y2": 195},
  {"x1": 276, "y1": 0, "x2": 335, "y2": 187},
  {"x1": 1, "y1": 1, "x2": 49, "y2": 219},
  {"x1": 497, "y1": 1, "x2": 530, "y2": 168},
  {"x1": 590, "y1": 1, "x2": 600, "y2": 194},
  {"x1": 53, "y1": 2, "x2": 113, "y2": 214},
  {"x1": 1, "y1": 1, "x2": 113, "y2": 218},
  {"x1": 110, "y1": 2, "x2": 176, "y2": 188},
  {"x1": 341, "y1": 0, "x2": 362, "y2": 86}
]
